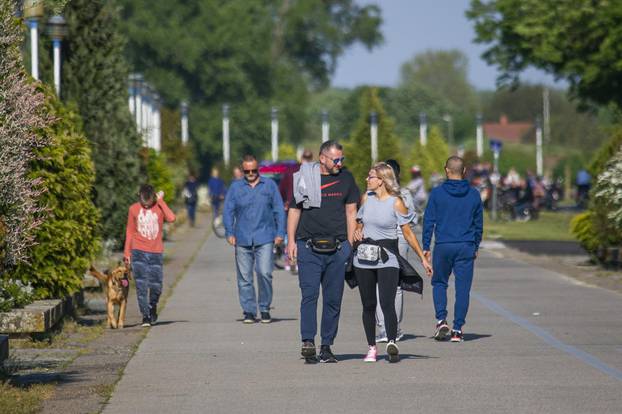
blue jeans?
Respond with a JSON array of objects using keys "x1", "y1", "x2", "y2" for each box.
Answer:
[
  {"x1": 131, "y1": 250, "x2": 163, "y2": 319},
  {"x1": 235, "y1": 243, "x2": 274, "y2": 315},
  {"x1": 186, "y1": 203, "x2": 196, "y2": 226},
  {"x1": 297, "y1": 240, "x2": 351, "y2": 346},
  {"x1": 431, "y1": 242, "x2": 476, "y2": 331}
]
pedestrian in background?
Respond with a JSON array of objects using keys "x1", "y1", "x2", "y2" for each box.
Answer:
[
  {"x1": 423, "y1": 156, "x2": 483, "y2": 342},
  {"x1": 208, "y1": 167, "x2": 226, "y2": 216},
  {"x1": 232, "y1": 165, "x2": 244, "y2": 181},
  {"x1": 287, "y1": 140, "x2": 359, "y2": 363},
  {"x1": 223, "y1": 155, "x2": 285, "y2": 324},
  {"x1": 353, "y1": 163, "x2": 432, "y2": 363},
  {"x1": 182, "y1": 174, "x2": 199, "y2": 227},
  {"x1": 124, "y1": 184, "x2": 176, "y2": 327}
]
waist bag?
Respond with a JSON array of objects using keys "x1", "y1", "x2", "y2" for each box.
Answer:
[
  {"x1": 356, "y1": 243, "x2": 381, "y2": 262},
  {"x1": 308, "y1": 237, "x2": 340, "y2": 254}
]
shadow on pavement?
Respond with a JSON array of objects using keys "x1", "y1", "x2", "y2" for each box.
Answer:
[
  {"x1": 463, "y1": 333, "x2": 492, "y2": 341},
  {"x1": 398, "y1": 334, "x2": 425, "y2": 342},
  {"x1": 337, "y1": 353, "x2": 436, "y2": 361},
  {"x1": 233, "y1": 317, "x2": 298, "y2": 323}
]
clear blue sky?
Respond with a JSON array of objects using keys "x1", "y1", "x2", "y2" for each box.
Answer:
[{"x1": 331, "y1": 0, "x2": 562, "y2": 90}]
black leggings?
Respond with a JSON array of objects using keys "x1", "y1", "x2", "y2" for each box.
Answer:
[{"x1": 355, "y1": 266, "x2": 399, "y2": 345}]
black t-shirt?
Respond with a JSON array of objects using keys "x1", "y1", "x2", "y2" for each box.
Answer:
[{"x1": 290, "y1": 169, "x2": 360, "y2": 240}]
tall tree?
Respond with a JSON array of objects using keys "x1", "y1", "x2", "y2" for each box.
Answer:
[
  {"x1": 344, "y1": 88, "x2": 402, "y2": 190},
  {"x1": 118, "y1": 0, "x2": 383, "y2": 174},
  {"x1": 467, "y1": 0, "x2": 622, "y2": 108},
  {"x1": 63, "y1": 0, "x2": 143, "y2": 246}
]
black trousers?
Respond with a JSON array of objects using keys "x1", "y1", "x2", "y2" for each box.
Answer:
[{"x1": 354, "y1": 266, "x2": 399, "y2": 345}]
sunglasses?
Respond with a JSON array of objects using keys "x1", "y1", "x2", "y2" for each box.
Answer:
[
  {"x1": 243, "y1": 169, "x2": 258, "y2": 175},
  {"x1": 330, "y1": 157, "x2": 345, "y2": 165}
]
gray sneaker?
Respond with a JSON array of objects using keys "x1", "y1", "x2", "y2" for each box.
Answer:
[{"x1": 375, "y1": 332, "x2": 388, "y2": 343}]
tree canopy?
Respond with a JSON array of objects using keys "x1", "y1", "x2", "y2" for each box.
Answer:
[{"x1": 467, "y1": 0, "x2": 622, "y2": 107}]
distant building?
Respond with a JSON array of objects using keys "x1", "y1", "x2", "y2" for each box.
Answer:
[{"x1": 483, "y1": 115, "x2": 533, "y2": 143}]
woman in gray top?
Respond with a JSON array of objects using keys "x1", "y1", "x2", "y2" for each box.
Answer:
[{"x1": 353, "y1": 163, "x2": 432, "y2": 363}]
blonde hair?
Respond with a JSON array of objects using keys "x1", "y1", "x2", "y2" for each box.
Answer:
[{"x1": 372, "y1": 162, "x2": 401, "y2": 198}]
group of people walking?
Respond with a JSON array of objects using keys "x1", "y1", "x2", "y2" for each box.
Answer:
[{"x1": 221, "y1": 140, "x2": 483, "y2": 363}]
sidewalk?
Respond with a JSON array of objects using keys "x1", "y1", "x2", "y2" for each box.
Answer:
[
  {"x1": 39, "y1": 212, "x2": 211, "y2": 414},
  {"x1": 103, "y1": 235, "x2": 622, "y2": 413}
]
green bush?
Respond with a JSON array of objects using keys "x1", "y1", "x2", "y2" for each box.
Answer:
[
  {"x1": 570, "y1": 212, "x2": 600, "y2": 254},
  {"x1": 589, "y1": 127, "x2": 622, "y2": 176},
  {"x1": 143, "y1": 149, "x2": 176, "y2": 204},
  {"x1": 410, "y1": 125, "x2": 449, "y2": 187},
  {"x1": 0, "y1": 279, "x2": 35, "y2": 312},
  {"x1": 10, "y1": 91, "x2": 100, "y2": 299}
]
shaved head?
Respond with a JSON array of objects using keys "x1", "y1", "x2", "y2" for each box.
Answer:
[{"x1": 445, "y1": 156, "x2": 465, "y2": 178}]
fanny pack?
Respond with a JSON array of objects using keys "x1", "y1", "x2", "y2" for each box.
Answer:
[
  {"x1": 307, "y1": 237, "x2": 340, "y2": 254},
  {"x1": 356, "y1": 243, "x2": 382, "y2": 262}
]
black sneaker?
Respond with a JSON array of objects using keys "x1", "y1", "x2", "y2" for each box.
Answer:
[
  {"x1": 260, "y1": 311, "x2": 271, "y2": 323},
  {"x1": 301, "y1": 341, "x2": 317, "y2": 363},
  {"x1": 243, "y1": 312, "x2": 256, "y2": 324},
  {"x1": 319, "y1": 345, "x2": 337, "y2": 363},
  {"x1": 150, "y1": 305, "x2": 158, "y2": 325},
  {"x1": 386, "y1": 340, "x2": 400, "y2": 363},
  {"x1": 434, "y1": 319, "x2": 450, "y2": 341},
  {"x1": 450, "y1": 330, "x2": 464, "y2": 342},
  {"x1": 141, "y1": 317, "x2": 151, "y2": 327}
]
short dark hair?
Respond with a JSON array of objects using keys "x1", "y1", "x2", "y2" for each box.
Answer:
[
  {"x1": 138, "y1": 184, "x2": 155, "y2": 204},
  {"x1": 242, "y1": 154, "x2": 257, "y2": 163},
  {"x1": 445, "y1": 156, "x2": 465, "y2": 175},
  {"x1": 385, "y1": 159, "x2": 401, "y2": 184},
  {"x1": 319, "y1": 140, "x2": 342, "y2": 155}
]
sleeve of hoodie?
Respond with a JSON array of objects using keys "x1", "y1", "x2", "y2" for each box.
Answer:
[
  {"x1": 422, "y1": 191, "x2": 436, "y2": 251},
  {"x1": 473, "y1": 192, "x2": 483, "y2": 251}
]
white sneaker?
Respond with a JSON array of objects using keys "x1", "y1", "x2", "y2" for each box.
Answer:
[
  {"x1": 364, "y1": 345, "x2": 377, "y2": 362},
  {"x1": 375, "y1": 333, "x2": 388, "y2": 343},
  {"x1": 386, "y1": 340, "x2": 400, "y2": 363},
  {"x1": 396, "y1": 330, "x2": 404, "y2": 341}
]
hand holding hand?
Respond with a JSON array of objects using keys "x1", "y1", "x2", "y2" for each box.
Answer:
[
  {"x1": 227, "y1": 236, "x2": 236, "y2": 246},
  {"x1": 423, "y1": 250, "x2": 431, "y2": 262},
  {"x1": 353, "y1": 228, "x2": 363, "y2": 242}
]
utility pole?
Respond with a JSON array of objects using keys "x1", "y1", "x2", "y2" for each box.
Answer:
[
  {"x1": 180, "y1": 101, "x2": 189, "y2": 145},
  {"x1": 370, "y1": 112, "x2": 378, "y2": 164},
  {"x1": 536, "y1": 116, "x2": 543, "y2": 176},
  {"x1": 476, "y1": 114, "x2": 484, "y2": 158},
  {"x1": 321, "y1": 110, "x2": 329, "y2": 143},
  {"x1": 543, "y1": 87, "x2": 551, "y2": 144}
]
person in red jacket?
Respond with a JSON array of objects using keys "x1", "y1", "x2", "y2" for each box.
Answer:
[{"x1": 124, "y1": 184, "x2": 176, "y2": 327}]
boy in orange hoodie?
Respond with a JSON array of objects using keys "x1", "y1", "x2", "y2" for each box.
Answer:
[{"x1": 124, "y1": 184, "x2": 176, "y2": 326}]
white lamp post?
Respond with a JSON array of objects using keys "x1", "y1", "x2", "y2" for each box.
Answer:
[
  {"x1": 370, "y1": 111, "x2": 378, "y2": 164},
  {"x1": 180, "y1": 101, "x2": 189, "y2": 145},
  {"x1": 223, "y1": 104, "x2": 230, "y2": 167},
  {"x1": 321, "y1": 110, "x2": 329, "y2": 143},
  {"x1": 442, "y1": 113, "x2": 454, "y2": 146},
  {"x1": 419, "y1": 112, "x2": 427, "y2": 146},
  {"x1": 152, "y1": 93, "x2": 161, "y2": 152},
  {"x1": 23, "y1": 0, "x2": 44, "y2": 80},
  {"x1": 476, "y1": 114, "x2": 484, "y2": 158},
  {"x1": 536, "y1": 116, "x2": 543, "y2": 176},
  {"x1": 47, "y1": 15, "x2": 67, "y2": 96},
  {"x1": 271, "y1": 107, "x2": 279, "y2": 162}
]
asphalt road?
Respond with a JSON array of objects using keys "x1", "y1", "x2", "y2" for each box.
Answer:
[{"x1": 103, "y1": 235, "x2": 622, "y2": 413}]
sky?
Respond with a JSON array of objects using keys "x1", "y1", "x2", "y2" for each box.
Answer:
[{"x1": 331, "y1": 0, "x2": 563, "y2": 90}]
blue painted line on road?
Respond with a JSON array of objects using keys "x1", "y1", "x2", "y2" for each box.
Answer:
[{"x1": 472, "y1": 292, "x2": 622, "y2": 382}]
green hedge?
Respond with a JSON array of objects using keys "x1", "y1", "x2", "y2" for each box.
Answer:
[
  {"x1": 143, "y1": 148, "x2": 176, "y2": 204},
  {"x1": 10, "y1": 90, "x2": 100, "y2": 299}
]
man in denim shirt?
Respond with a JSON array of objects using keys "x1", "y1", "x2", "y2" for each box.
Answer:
[{"x1": 224, "y1": 154, "x2": 285, "y2": 324}]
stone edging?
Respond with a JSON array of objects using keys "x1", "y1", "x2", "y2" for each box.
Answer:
[{"x1": 0, "y1": 299, "x2": 63, "y2": 334}]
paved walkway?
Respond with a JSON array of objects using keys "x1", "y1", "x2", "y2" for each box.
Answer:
[{"x1": 103, "y1": 236, "x2": 622, "y2": 413}]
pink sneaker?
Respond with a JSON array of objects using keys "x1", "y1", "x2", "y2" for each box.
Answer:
[{"x1": 364, "y1": 345, "x2": 377, "y2": 362}]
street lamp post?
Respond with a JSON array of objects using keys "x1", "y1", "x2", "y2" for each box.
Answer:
[
  {"x1": 321, "y1": 110, "x2": 329, "y2": 143},
  {"x1": 536, "y1": 116, "x2": 543, "y2": 176},
  {"x1": 370, "y1": 111, "x2": 378, "y2": 164},
  {"x1": 23, "y1": 0, "x2": 44, "y2": 80},
  {"x1": 271, "y1": 107, "x2": 279, "y2": 162},
  {"x1": 132, "y1": 74, "x2": 144, "y2": 133},
  {"x1": 47, "y1": 15, "x2": 67, "y2": 96},
  {"x1": 419, "y1": 112, "x2": 427, "y2": 146},
  {"x1": 476, "y1": 114, "x2": 484, "y2": 158},
  {"x1": 442, "y1": 114, "x2": 454, "y2": 146},
  {"x1": 141, "y1": 83, "x2": 151, "y2": 146},
  {"x1": 180, "y1": 101, "x2": 189, "y2": 146},
  {"x1": 223, "y1": 104, "x2": 230, "y2": 167},
  {"x1": 152, "y1": 93, "x2": 161, "y2": 152}
]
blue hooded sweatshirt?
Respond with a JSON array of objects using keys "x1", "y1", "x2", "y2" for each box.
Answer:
[{"x1": 422, "y1": 179, "x2": 483, "y2": 251}]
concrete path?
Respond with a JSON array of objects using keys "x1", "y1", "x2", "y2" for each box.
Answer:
[{"x1": 103, "y1": 236, "x2": 622, "y2": 413}]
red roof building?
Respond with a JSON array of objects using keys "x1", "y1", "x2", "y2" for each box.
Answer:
[{"x1": 483, "y1": 115, "x2": 533, "y2": 143}]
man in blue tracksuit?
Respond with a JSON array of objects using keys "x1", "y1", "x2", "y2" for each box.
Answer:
[{"x1": 423, "y1": 156, "x2": 483, "y2": 342}]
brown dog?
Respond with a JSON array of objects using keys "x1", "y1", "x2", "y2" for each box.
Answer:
[{"x1": 89, "y1": 264, "x2": 131, "y2": 329}]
